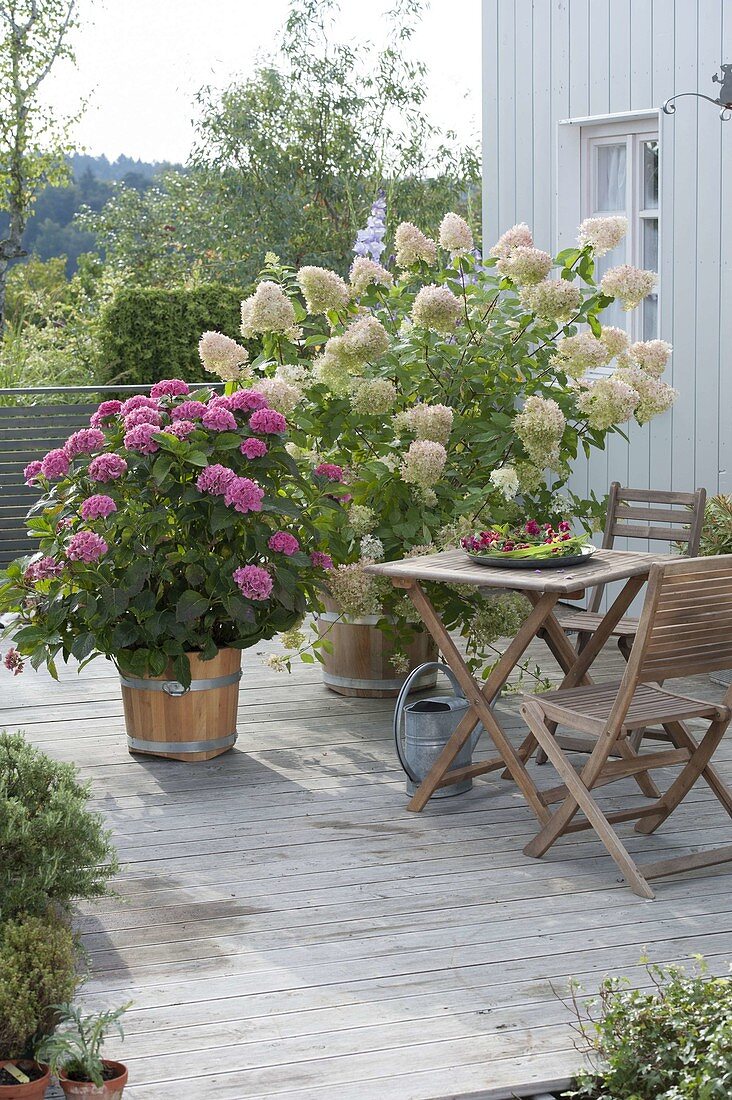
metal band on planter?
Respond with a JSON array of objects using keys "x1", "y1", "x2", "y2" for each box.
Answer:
[
  {"x1": 126, "y1": 731, "x2": 238, "y2": 754},
  {"x1": 119, "y1": 670, "x2": 242, "y2": 694}
]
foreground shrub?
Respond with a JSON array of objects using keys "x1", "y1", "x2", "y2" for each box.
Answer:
[
  {"x1": 0, "y1": 731, "x2": 118, "y2": 921},
  {"x1": 570, "y1": 961, "x2": 732, "y2": 1099},
  {"x1": 0, "y1": 913, "x2": 80, "y2": 1058},
  {"x1": 98, "y1": 283, "x2": 247, "y2": 384}
]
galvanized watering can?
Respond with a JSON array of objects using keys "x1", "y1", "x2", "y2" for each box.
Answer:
[{"x1": 393, "y1": 661, "x2": 483, "y2": 798}]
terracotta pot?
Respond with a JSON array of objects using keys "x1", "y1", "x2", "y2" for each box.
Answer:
[
  {"x1": 318, "y1": 604, "x2": 437, "y2": 698},
  {"x1": 121, "y1": 648, "x2": 241, "y2": 762},
  {"x1": 0, "y1": 1061, "x2": 51, "y2": 1100},
  {"x1": 58, "y1": 1061, "x2": 128, "y2": 1098}
]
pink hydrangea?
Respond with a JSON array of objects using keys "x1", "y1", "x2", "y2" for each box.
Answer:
[
  {"x1": 64, "y1": 428, "x2": 105, "y2": 457},
  {"x1": 233, "y1": 564, "x2": 273, "y2": 600},
  {"x1": 229, "y1": 389, "x2": 269, "y2": 412},
  {"x1": 88, "y1": 453, "x2": 128, "y2": 481},
  {"x1": 40, "y1": 449, "x2": 70, "y2": 479},
  {"x1": 167, "y1": 419, "x2": 196, "y2": 439},
  {"x1": 123, "y1": 424, "x2": 160, "y2": 455},
  {"x1": 310, "y1": 551, "x2": 334, "y2": 570},
  {"x1": 24, "y1": 556, "x2": 64, "y2": 583},
  {"x1": 224, "y1": 476, "x2": 265, "y2": 514},
  {"x1": 66, "y1": 530, "x2": 108, "y2": 562},
  {"x1": 150, "y1": 379, "x2": 190, "y2": 398},
  {"x1": 171, "y1": 400, "x2": 208, "y2": 421},
  {"x1": 120, "y1": 395, "x2": 159, "y2": 415},
  {"x1": 240, "y1": 438, "x2": 268, "y2": 459},
  {"x1": 314, "y1": 462, "x2": 345, "y2": 482},
  {"x1": 90, "y1": 400, "x2": 122, "y2": 427},
  {"x1": 268, "y1": 531, "x2": 300, "y2": 555},
  {"x1": 202, "y1": 406, "x2": 238, "y2": 432},
  {"x1": 207, "y1": 395, "x2": 234, "y2": 411},
  {"x1": 196, "y1": 464, "x2": 236, "y2": 495},
  {"x1": 24, "y1": 460, "x2": 43, "y2": 485},
  {"x1": 249, "y1": 408, "x2": 286, "y2": 434},
  {"x1": 123, "y1": 406, "x2": 163, "y2": 429},
  {"x1": 80, "y1": 494, "x2": 117, "y2": 520},
  {"x1": 3, "y1": 648, "x2": 24, "y2": 675}
]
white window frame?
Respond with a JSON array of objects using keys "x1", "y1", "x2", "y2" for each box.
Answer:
[{"x1": 557, "y1": 110, "x2": 661, "y2": 364}]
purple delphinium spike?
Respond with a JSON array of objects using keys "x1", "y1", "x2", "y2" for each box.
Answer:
[{"x1": 353, "y1": 189, "x2": 387, "y2": 261}]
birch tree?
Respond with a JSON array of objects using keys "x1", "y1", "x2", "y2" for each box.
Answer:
[{"x1": 0, "y1": 0, "x2": 78, "y2": 333}]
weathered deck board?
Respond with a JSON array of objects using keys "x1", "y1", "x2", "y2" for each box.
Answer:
[{"x1": 1, "y1": 636, "x2": 730, "y2": 1099}]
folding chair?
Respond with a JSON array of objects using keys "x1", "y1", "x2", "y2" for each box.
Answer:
[
  {"x1": 559, "y1": 483, "x2": 707, "y2": 660},
  {"x1": 519, "y1": 555, "x2": 732, "y2": 898}
]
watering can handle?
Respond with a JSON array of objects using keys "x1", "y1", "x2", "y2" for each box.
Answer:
[{"x1": 393, "y1": 661, "x2": 465, "y2": 783}]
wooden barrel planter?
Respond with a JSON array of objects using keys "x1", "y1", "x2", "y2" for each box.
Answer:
[
  {"x1": 317, "y1": 609, "x2": 437, "y2": 698},
  {"x1": 121, "y1": 648, "x2": 242, "y2": 762}
]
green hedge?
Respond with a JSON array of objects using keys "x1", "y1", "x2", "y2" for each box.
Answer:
[{"x1": 97, "y1": 283, "x2": 247, "y2": 384}]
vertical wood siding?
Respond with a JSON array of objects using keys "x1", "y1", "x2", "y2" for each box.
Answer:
[{"x1": 482, "y1": 0, "x2": 731, "y2": 502}]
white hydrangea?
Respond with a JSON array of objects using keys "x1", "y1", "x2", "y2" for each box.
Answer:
[
  {"x1": 241, "y1": 282, "x2": 297, "y2": 337},
  {"x1": 614, "y1": 366, "x2": 678, "y2": 424},
  {"x1": 489, "y1": 465, "x2": 520, "y2": 501},
  {"x1": 600, "y1": 265, "x2": 658, "y2": 311},
  {"x1": 395, "y1": 222, "x2": 438, "y2": 268},
  {"x1": 438, "y1": 212, "x2": 474, "y2": 253},
  {"x1": 519, "y1": 280, "x2": 582, "y2": 324},
  {"x1": 348, "y1": 503, "x2": 377, "y2": 535},
  {"x1": 349, "y1": 256, "x2": 393, "y2": 296},
  {"x1": 551, "y1": 331, "x2": 611, "y2": 380},
  {"x1": 400, "y1": 440, "x2": 447, "y2": 487},
  {"x1": 404, "y1": 402, "x2": 454, "y2": 444},
  {"x1": 411, "y1": 284, "x2": 462, "y2": 332},
  {"x1": 624, "y1": 339, "x2": 672, "y2": 377},
  {"x1": 497, "y1": 246, "x2": 553, "y2": 286},
  {"x1": 360, "y1": 535, "x2": 385, "y2": 561},
  {"x1": 599, "y1": 325, "x2": 631, "y2": 359},
  {"x1": 350, "y1": 377, "x2": 397, "y2": 415},
  {"x1": 490, "y1": 222, "x2": 533, "y2": 260},
  {"x1": 296, "y1": 266, "x2": 350, "y2": 314},
  {"x1": 252, "y1": 376, "x2": 302, "y2": 414},
  {"x1": 514, "y1": 395, "x2": 566, "y2": 469},
  {"x1": 578, "y1": 216, "x2": 628, "y2": 256},
  {"x1": 198, "y1": 331, "x2": 250, "y2": 381},
  {"x1": 574, "y1": 375, "x2": 640, "y2": 430}
]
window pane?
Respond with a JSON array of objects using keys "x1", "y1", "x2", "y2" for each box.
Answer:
[
  {"x1": 643, "y1": 141, "x2": 659, "y2": 209},
  {"x1": 641, "y1": 217, "x2": 659, "y2": 338},
  {"x1": 642, "y1": 294, "x2": 658, "y2": 340},
  {"x1": 595, "y1": 143, "x2": 627, "y2": 212}
]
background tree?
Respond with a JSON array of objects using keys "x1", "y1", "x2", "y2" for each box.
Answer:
[{"x1": 0, "y1": 0, "x2": 80, "y2": 331}]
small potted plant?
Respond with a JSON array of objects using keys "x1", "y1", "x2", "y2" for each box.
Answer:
[
  {"x1": 0, "y1": 1061, "x2": 51, "y2": 1100},
  {"x1": 37, "y1": 1005, "x2": 129, "y2": 1098}
]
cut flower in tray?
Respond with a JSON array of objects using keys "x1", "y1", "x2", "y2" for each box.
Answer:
[{"x1": 461, "y1": 520, "x2": 593, "y2": 560}]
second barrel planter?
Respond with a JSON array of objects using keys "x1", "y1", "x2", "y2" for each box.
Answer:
[{"x1": 317, "y1": 608, "x2": 437, "y2": 698}]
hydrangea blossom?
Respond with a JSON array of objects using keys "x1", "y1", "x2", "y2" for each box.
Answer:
[
  {"x1": 551, "y1": 332, "x2": 611, "y2": 380},
  {"x1": 202, "y1": 406, "x2": 238, "y2": 432},
  {"x1": 150, "y1": 379, "x2": 190, "y2": 398},
  {"x1": 340, "y1": 315, "x2": 390, "y2": 362},
  {"x1": 411, "y1": 284, "x2": 462, "y2": 332},
  {"x1": 268, "y1": 531, "x2": 300, "y2": 555},
  {"x1": 400, "y1": 440, "x2": 447, "y2": 487},
  {"x1": 223, "y1": 476, "x2": 265, "y2": 514},
  {"x1": 404, "y1": 403, "x2": 454, "y2": 444},
  {"x1": 353, "y1": 190, "x2": 387, "y2": 261},
  {"x1": 599, "y1": 265, "x2": 658, "y2": 310},
  {"x1": 489, "y1": 465, "x2": 520, "y2": 501},
  {"x1": 624, "y1": 339, "x2": 672, "y2": 377},
  {"x1": 167, "y1": 419, "x2": 197, "y2": 440},
  {"x1": 360, "y1": 535, "x2": 385, "y2": 560},
  {"x1": 514, "y1": 395, "x2": 566, "y2": 468},
  {"x1": 120, "y1": 395, "x2": 159, "y2": 415},
  {"x1": 240, "y1": 437, "x2": 268, "y2": 459},
  {"x1": 349, "y1": 256, "x2": 393, "y2": 296},
  {"x1": 599, "y1": 325, "x2": 631, "y2": 359},
  {"x1": 519, "y1": 280, "x2": 582, "y2": 324},
  {"x1": 196, "y1": 464, "x2": 236, "y2": 495},
  {"x1": 90, "y1": 400, "x2": 122, "y2": 427},
  {"x1": 80, "y1": 495, "x2": 117, "y2": 521},
  {"x1": 347, "y1": 503, "x2": 377, "y2": 535},
  {"x1": 249, "y1": 408, "x2": 287, "y2": 434},
  {"x1": 64, "y1": 428, "x2": 106, "y2": 458},
  {"x1": 24, "y1": 556, "x2": 65, "y2": 583},
  {"x1": 198, "y1": 332, "x2": 250, "y2": 381},
  {"x1": 439, "y1": 212, "x2": 474, "y2": 253},
  {"x1": 614, "y1": 366, "x2": 678, "y2": 424},
  {"x1": 314, "y1": 462, "x2": 345, "y2": 482},
  {"x1": 123, "y1": 406, "x2": 163, "y2": 429},
  {"x1": 574, "y1": 375, "x2": 640, "y2": 430},
  {"x1": 228, "y1": 390, "x2": 269, "y2": 413},
  {"x1": 24, "y1": 460, "x2": 43, "y2": 485},
  {"x1": 66, "y1": 530, "x2": 108, "y2": 562},
  {"x1": 240, "y1": 281, "x2": 298, "y2": 338},
  {"x1": 252, "y1": 377, "x2": 302, "y2": 415},
  {"x1": 577, "y1": 215, "x2": 628, "y2": 256},
  {"x1": 296, "y1": 266, "x2": 350, "y2": 314},
  {"x1": 233, "y1": 564, "x2": 273, "y2": 600},
  {"x1": 40, "y1": 449, "x2": 70, "y2": 479},
  {"x1": 497, "y1": 246, "x2": 553, "y2": 286},
  {"x1": 395, "y1": 222, "x2": 437, "y2": 268},
  {"x1": 88, "y1": 453, "x2": 128, "y2": 482},
  {"x1": 349, "y1": 378, "x2": 397, "y2": 415},
  {"x1": 123, "y1": 424, "x2": 160, "y2": 455},
  {"x1": 171, "y1": 400, "x2": 207, "y2": 421},
  {"x1": 489, "y1": 222, "x2": 533, "y2": 260},
  {"x1": 310, "y1": 551, "x2": 334, "y2": 570}
]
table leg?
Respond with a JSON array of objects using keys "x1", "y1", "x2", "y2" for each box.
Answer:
[{"x1": 401, "y1": 581, "x2": 551, "y2": 823}]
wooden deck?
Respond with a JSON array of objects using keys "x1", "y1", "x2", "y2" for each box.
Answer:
[{"x1": 2, "y1": 638, "x2": 731, "y2": 1099}]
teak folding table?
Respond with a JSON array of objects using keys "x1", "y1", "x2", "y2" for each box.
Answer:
[{"x1": 366, "y1": 548, "x2": 670, "y2": 819}]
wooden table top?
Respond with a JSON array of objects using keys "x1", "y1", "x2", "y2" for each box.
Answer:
[{"x1": 365, "y1": 547, "x2": 675, "y2": 594}]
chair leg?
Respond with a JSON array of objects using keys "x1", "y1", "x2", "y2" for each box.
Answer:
[
  {"x1": 520, "y1": 702, "x2": 655, "y2": 899},
  {"x1": 616, "y1": 737, "x2": 661, "y2": 799},
  {"x1": 635, "y1": 717, "x2": 731, "y2": 836},
  {"x1": 662, "y1": 721, "x2": 732, "y2": 816}
]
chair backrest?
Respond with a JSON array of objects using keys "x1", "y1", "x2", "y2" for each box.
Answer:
[
  {"x1": 629, "y1": 555, "x2": 732, "y2": 682},
  {"x1": 587, "y1": 483, "x2": 707, "y2": 613}
]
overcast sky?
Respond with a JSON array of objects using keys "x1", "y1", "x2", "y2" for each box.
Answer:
[{"x1": 40, "y1": 0, "x2": 482, "y2": 164}]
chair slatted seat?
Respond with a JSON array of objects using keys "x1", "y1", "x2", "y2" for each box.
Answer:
[{"x1": 519, "y1": 555, "x2": 732, "y2": 898}]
